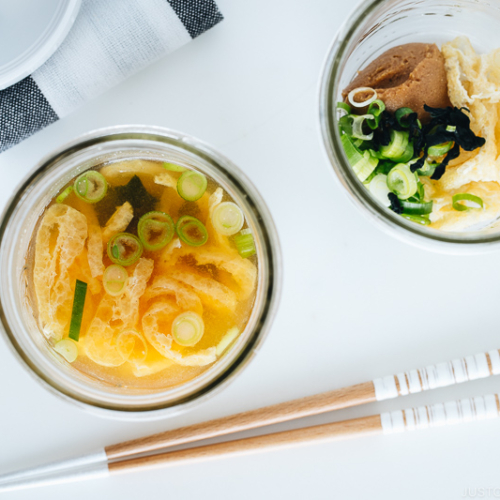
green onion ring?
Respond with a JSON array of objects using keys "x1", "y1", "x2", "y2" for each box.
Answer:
[
  {"x1": 177, "y1": 170, "x2": 208, "y2": 202},
  {"x1": 138, "y1": 211, "x2": 175, "y2": 251},
  {"x1": 395, "y1": 107, "x2": 415, "y2": 128},
  {"x1": 400, "y1": 200, "x2": 433, "y2": 215},
  {"x1": 74, "y1": 171, "x2": 108, "y2": 204},
  {"x1": 452, "y1": 193, "x2": 484, "y2": 212},
  {"x1": 367, "y1": 99, "x2": 386, "y2": 129},
  {"x1": 107, "y1": 233, "x2": 143, "y2": 266},
  {"x1": 176, "y1": 215, "x2": 208, "y2": 247}
]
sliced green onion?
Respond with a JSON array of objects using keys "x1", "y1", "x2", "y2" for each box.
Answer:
[
  {"x1": 395, "y1": 107, "x2": 415, "y2": 128},
  {"x1": 341, "y1": 134, "x2": 379, "y2": 182},
  {"x1": 103, "y1": 265, "x2": 128, "y2": 296},
  {"x1": 397, "y1": 141, "x2": 414, "y2": 163},
  {"x1": 368, "y1": 174, "x2": 391, "y2": 207},
  {"x1": 452, "y1": 193, "x2": 484, "y2": 211},
  {"x1": 177, "y1": 170, "x2": 208, "y2": 201},
  {"x1": 415, "y1": 160, "x2": 438, "y2": 177},
  {"x1": 234, "y1": 228, "x2": 256, "y2": 258},
  {"x1": 107, "y1": 233, "x2": 143, "y2": 266},
  {"x1": 172, "y1": 311, "x2": 205, "y2": 346},
  {"x1": 355, "y1": 150, "x2": 378, "y2": 182},
  {"x1": 163, "y1": 162, "x2": 187, "y2": 172},
  {"x1": 56, "y1": 186, "x2": 73, "y2": 204},
  {"x1": 400, "y1": 200, "x2": 433, "y2": 215},
  {"x1": 74, "y1": 171, "x2": 108, "y2": 204},
  {"x1": 54, "y1": 339, "x2": 78, "y2": 363},
  {"x1": 417, "y1": 182, "x2": 425, "y2": 201},
  {"x1": 428, "y1": 141, "x2": 453, "y2": 157},
  {"x1": 176, "y1": 215, "x2": 208, "y2": 246},
  {"x1": 216, "y1": 326, "x2": 240, "y2": 356},
  {"x1": 379, "y1": 130, "x2": 410, "y2": 160},
  {"x1": 352, "y1": 114, "x2": 374, "y2": 140},
  {"x1": 341, "y1": 132, "x2": 362, "y2": 163},
  {"x1": 138, "y1": 211, "x2": 175, "y2": 251},
  {"x1": 337, "y1": 102, "x2": 351, "y2": 116},
  {"x1": 348, "y1": 87, "x2": 377, "y2": 108},
  {"x1": 402, "y1": 214, "x2": 431, "y2": 225},
  {"x1": 446, "y1": 125, "x2": 457, "y2": 133},
  {"x1": 367, "y1": 100, "x2": 386, "y2": 129},
  {"x1": 339, "y1": 114, "x2": 374, "y2": 140},
  {"x1": 68, "y1": 280, "x2": 87, "y2": 341},
  {"x1": 211, "y1": 202, "x2": 245, "y2": 236},
  {"x1": 387, "y1": 163, "x2": 418, "y2": 200}
]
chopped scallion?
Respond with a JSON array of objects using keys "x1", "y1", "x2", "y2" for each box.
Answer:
[
  {"x1": 340, "y1": 134, "x2": 378, "y2": 182},
  {"x1": 379, "y1": 130, "x2": 410, "y2": 160},
  {"x1": 54, "y1": 339, "x2": 78, "y2": 363},
  {"x1": 74, "y1": 171, "x2": 108, "y2": 204},
  {"x1": 234, "y1": 229, "x2": 256, "y2": 258},
  {"x1": 337, "y1": 102, "x2": 351, "y2": 116},
  {"x1": 176, "y1": 215, "x2": 208, "y2": 246},
  {"x1": 452, "y1": 193, "x2": 484, "y2": 211},
  {"x1": 211, "y1": 202, "x2": 245, "y2": 236},
  {"x1": 107, "y1": 233, "x2": 143, "y2": 266},
  {"x1": 367, "y1": 100, "x2": 386, "y2": 129},
  {"x1": 428, "y1": 141, "x2": 454, "y2": 157},
  {"x1": 347, "y1": 87, "x2": 377, "y2": 108},
  {"x1": 163, "y1": 162, "x2": 187, "y2": 172},
  {"x1": 68, "y1": 280, "x2": 87, "y2": 341},
  {"x1": 138, "y1": 211, "x2": 175, "y2": 251},
  {"x1": 387, "y1": 163, "x2": 418, "y2": 200},
  {"x1": 368, "y1": 174, "x2": 391, "y2": 207},
  {"x1": 177, "y1": 170, "x2": 208, "y2": 201},
  {"x1": 415, "y1": 160, "x2": 438, "y2": 177},
  {"x1": 56, "y1": 186, "x2": 73, "y2": 204},
  {"x1": 171, "y1": 311, "x2": 205, "y2": 346},
  {"x1": 103, "y1": 265, "x2": 128, "y2": 296},
  {"x1": 395, "y1": 107, "x2": 415, "y2": 128},
  {"x1": 400, "y1": 200, "x2": 433, "y2": 215},
  {"x1": 216, "y1": 326, "x2": 240, "y2": 356}
]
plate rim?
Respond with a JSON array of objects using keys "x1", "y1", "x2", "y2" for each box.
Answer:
[{"x1": 0, "y1": 0, "x2": 82, "y2": 90}]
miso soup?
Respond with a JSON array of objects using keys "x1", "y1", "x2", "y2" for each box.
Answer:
[{"x1": 27, "y1": 159, "x2": 258, "y2": 390}]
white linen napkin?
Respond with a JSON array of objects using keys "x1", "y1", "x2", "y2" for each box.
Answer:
[{"x1": 0, "y1": 0, "x2": 223, "y2": 153}]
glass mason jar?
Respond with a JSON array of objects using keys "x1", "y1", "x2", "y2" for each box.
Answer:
[
  {"x1": 0, "y1": 126, "x2": 282, "y2": 419},
  {"x1": 319, "y1": 0, "x2": 500, "y2": 253}
]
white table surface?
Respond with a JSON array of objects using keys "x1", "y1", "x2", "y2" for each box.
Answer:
[{"x1": 2, "y1": 1, "x2": 500, "y2": 499}]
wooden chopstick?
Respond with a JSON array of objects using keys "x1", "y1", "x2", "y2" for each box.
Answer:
[
  {"x1": 2, "y1": 347, "x2": 499, "y2": 488},
  {"x1": 109, "y1": 393, "x2": 500, "y2": 476},
  {"x1": 106, "y1": 347, "x2": 500, "y2": 459},
  {"x1": 2, "y1": 393, "x2": 499, "y2": 492}
]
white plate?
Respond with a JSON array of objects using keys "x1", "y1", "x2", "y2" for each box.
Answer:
[{"x1": 0, "y1": 0, "x2": 81, "y2": 90}]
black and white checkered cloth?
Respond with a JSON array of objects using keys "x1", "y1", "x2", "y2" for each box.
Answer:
[{"x1": 0, "y1": 0, "x2": 223, "y2": 153}]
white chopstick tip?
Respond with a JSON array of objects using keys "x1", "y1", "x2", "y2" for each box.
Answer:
[
  {"x1": 0, "y1": 448, "x2": 107, "y2": 486},
  {"x1": 0, "y1": 461, "x2": 110, "y2": 493}
]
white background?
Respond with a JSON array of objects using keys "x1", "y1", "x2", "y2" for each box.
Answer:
[{"x1": 2, "y1": 0, "x2": 500, "y2": 499}]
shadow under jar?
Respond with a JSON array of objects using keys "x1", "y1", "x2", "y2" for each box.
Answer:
[
  {"x1": 320, "y1": 0, "x2": 500, "y2": 253},
  {"x1": 0, "y1": 126, "x2": 282, "y2": 419}
]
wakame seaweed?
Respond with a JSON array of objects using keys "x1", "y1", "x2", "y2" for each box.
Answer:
[
  {"x1": 388, "y1": 193, "x2": 403, "y2": 214},
  {"x1": 95, "y1": 175, "x2": 158, "y2": 231},
  {"x1": 409, "y1": 105, "x2": 485, "y2": 179}
]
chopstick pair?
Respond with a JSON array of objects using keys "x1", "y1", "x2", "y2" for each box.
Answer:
[{"x1": 2, "y1": 347, "x2": 500, "y2": 492}]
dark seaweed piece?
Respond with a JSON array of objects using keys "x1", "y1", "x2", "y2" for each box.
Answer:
[
  {"x1": 388, "y1": 193, "x2": 403, "y2": 214},
  {"x1": 371, "y1": 111, "x2": 399, "y2": 149},
  {"x1": 430, "y1": 142, "x2": 461, "y2": 180},
  {"x1": 422, "y1": 105, "x2": 485, "y2": 179},
  {"x1": 94, "y1": 175, "x2": 158, "y2": 233}
]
